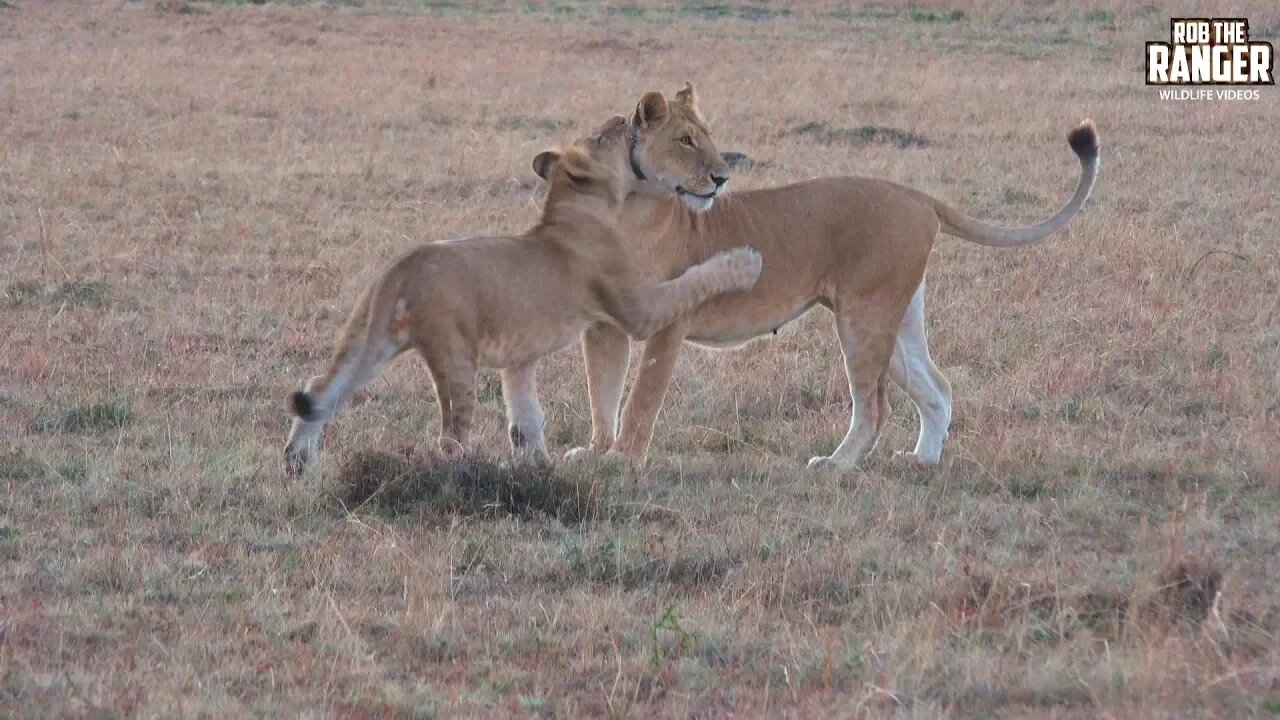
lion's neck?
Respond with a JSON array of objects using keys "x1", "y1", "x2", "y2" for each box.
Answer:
[
  {"x1": 526, "y1": 151, "x2": 634, "y2": 256},
  {"x1": 529, "y1": 196, "x2": 623, "y2": 256},
  {"x1": 616, "y1": 193, "x2": 717, "y2": 274}
]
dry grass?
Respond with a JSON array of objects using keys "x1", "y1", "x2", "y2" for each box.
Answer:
[
  {"x1": 331, "y1": 449, "x2": 623, "y2": 525},
  {"x1": 2, "y1": 1, "x2": 1279, "y2": 717}
]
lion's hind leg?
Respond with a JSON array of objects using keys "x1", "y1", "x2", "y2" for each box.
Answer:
[
  {"x1": 875, "y1": 372, "x2": 892, "y2": 436},
  {"x1": 806, "y1": 313, "x2": 894, "y2": 472},
  {"x1": 283, "y1": 285, "x2": 405, "y2": 476},
  {"x1": 886, "y1": 282, "x2": 952, "y2": 466},
  {"x1": 283, "y1": 334, "x2": 403, "y2": 476},
  {"x1": 501, "y1": 361, "x2": 548, "y2": 461},
  {"x1": 419, "y1": 345, "x2": 477, "y2": 460},
  {"x1": 807, "y1": 281, "x2": 919, "y2": 473}
]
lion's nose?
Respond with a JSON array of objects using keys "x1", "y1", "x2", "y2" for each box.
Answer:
[{"x1": 710, "y1": 173, "x2": 729, "y2": 188}]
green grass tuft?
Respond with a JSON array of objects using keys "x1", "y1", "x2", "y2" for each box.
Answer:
[
  {"x1": 1084, "y1": 9, "x2": 1115, "y2": 25},
  {"x1": 1, "y1": 447, "x2": 44, "y2": 481},
  {"x1": 790, "y1": 122, "x2": 928, "y2": 149},
  {"x1": 5, "y1": 280, "x2": 42, "y2": 308},
  {"x1": 33, "y1": 401, "x2": 133, "y2": 434},
  {"x1": 7, "y1": 280, "x2": 109, "y2": 309},
  {"x1": 906, "y1": 8, "x2": 965, "y2": 23}
]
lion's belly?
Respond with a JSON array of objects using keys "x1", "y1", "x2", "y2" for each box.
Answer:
[
  {"x1": 684, "y1": 296, "x2": 822, "y2": 348},
  {"x1": 476, "y1": 322, "x2": 588, "y2": 370}
]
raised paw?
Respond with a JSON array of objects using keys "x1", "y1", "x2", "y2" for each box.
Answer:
[{"x1": 708, "y1": 247, "x2": 763, "y2": 292}]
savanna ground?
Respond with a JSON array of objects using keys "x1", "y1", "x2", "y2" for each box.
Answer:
[{"x1": 2, "y1": 0, "x2": 1279, "y2": 717}]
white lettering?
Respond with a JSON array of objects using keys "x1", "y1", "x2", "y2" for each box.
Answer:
[
  {"x1": 1148, "y1": 45, "x2": 1170, "y2": 82},
  {"x1": 1250, "y1": 44, "x2": 1273, "y2": 83},
  {"x1": 1170, "y1": 49, "x2": 1190, "y2": 83}
]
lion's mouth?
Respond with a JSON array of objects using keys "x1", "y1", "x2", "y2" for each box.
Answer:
[{"x1": 676, "y1": 186, "x2": 718, "y2": 200}]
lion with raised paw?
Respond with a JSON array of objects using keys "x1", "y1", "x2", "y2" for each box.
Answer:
[
  {"x1": 538, "y1": 84, "x2": 1098, "y2": 472},
  {"x1": 283, "y1": 111, "x2": 761, "y2": 475}
]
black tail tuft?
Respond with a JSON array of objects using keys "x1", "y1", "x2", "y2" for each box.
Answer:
[
  {"x1": 1067, "y1": 119, "x2": 1099, "y2": 160},
  {"x1": 291, "y1": 390, "x2": 315, "y2": 420}
]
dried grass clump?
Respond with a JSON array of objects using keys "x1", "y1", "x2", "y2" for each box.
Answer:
[
  {"x1": 942, "y1": 555, "x2": 1227, "y2": 638},
  {"x1": 333, "y1": 448, "x2": 617, "y2": 525}
]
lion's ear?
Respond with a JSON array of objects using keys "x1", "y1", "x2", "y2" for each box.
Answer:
[
  {"x1": 532, "y1": 148, "x2": 561, "y2": 180},
  {"x1": 558, "y1": 147, "x2": 594, "y2": 183},
  {"x1": 633, "y1": 91, "x2": 669, "y2": 128},
  {"x1": 590, "y1": 114, "x2": 628, "y2": 142},
  {"x1": 674, "y1": 82, "x2": 700, "y2": 112}
]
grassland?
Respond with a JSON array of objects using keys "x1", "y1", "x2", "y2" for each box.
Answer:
[{"x1": 2, "y1": 1, "x2": 1278, "y2": 717}]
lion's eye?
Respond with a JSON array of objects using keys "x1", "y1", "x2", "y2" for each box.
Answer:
[{"x1": 679, "y1": 136, "x2": 696, "y2": 148}]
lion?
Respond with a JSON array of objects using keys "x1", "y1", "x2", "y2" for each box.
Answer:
[
  {"x1": 535, "y1": 84, "x2": 1099, "y2": 472},
  {"x1": 282, "y1": 112, "x2": 762, "y2": 475}
]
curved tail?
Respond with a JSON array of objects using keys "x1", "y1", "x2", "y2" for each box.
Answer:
[
  {"x1": 931, "y1": 120, "x2": 1099, "y2": 248},
  {"x1": 289, "y1": 273, "x2": 405, "y2": 423}
]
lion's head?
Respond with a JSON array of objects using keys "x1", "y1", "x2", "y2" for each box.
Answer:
[
  {"x1": 533, "y1": 83, "x2": 730, "y2": 213},
  {"x1": 531, "y1": 114, "x2": 633, "y2": 208},
  {"x1": 627, "y1": 83, "x2": 730, "y2": 212}
]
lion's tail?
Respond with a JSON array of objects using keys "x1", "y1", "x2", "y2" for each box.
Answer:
[
  {"x1": 930, "y1": 120, "x2": 1099, "y2": 248},
  {"x1": 290, "y1": 272, "x2": 405, "y2": 423}
]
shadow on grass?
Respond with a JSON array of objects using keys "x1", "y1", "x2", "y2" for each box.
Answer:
[{"x1": 332, "y1": 448, "x2": 621, "y2": 525}]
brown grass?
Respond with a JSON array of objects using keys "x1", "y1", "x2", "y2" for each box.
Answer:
[
  {"x1": 331, "y1": 448, "x2": 621, "y2": 524},
  {"x1": 2, "y1": 1, "x2": 1278, "y2": 717}
]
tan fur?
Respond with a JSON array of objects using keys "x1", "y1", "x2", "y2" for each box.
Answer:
[
  {"x1": 282, "y1": 112, "x2": 762, "y2": 475},
  {"x1": 625, "y1": 82, "x2": 731, "y2": 213},
  {"x1": 552, "y1": 87, "x2": 1100, "y2": 471}
]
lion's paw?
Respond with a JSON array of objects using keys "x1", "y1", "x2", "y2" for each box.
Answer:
[
  {"x1": 283, "y1": 438, "x2": 317, "y2": 478},
  {"x1": 708, "y1": 247, "x2": 763, "y2": 291},
  {"x1": 891, "y1": 451, "x2": 938, "y2": 470},
  {"x1": 283, "y1": 446, "x2": 310, "y2": 478},
  {"x1": 806, "y1": 455, "x2": 838, "y2": 471},
  {"x1": 891, "y1": 451, "x2": 925, "y2": 468},
  {"x1": 438, "y1": 437, "x2": 466, "y2": 460},
  {"x1": 563, "y1": 447, "x2": 638, "y2": 477}
]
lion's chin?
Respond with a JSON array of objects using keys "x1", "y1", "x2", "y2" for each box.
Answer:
[{"x1": 678, "y1": 192, "x2": 715, "y2": 213}]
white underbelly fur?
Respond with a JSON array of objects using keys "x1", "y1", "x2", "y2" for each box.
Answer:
[{"x1": 476, "y1": 322, "x2": 589, "y2": 369}]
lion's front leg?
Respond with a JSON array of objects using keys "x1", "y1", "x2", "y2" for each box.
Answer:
[
  {"x1": 565, "y1": 323, "x2": 631, "y2": 461},
  {"x1": 611, "y1": 322, "x2": 687, "y2": 466},
  {"x1": 611, "y1": 247, "x2": 761, "y2": 340}
]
